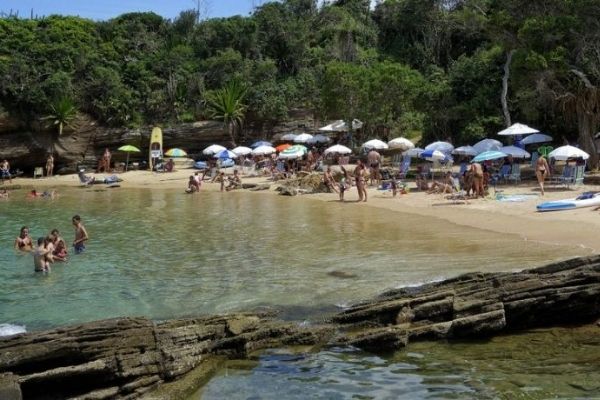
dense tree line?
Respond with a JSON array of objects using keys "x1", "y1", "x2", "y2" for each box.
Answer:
[{"x1": 0, "y1": 0, "x2": 598, "y2": 163}]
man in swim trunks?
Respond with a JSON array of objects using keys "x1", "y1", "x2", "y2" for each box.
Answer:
[
  {"x1": 72, "y1": 215, "x2": 89, "y2": 254},
  {"x1": 14, "y1": 226, "x2": 33, "y2": 251},
  {"x1": 33, "y1": 237, "x2": 51, "y2": 272},
  {"x1": 367, "y1": 150, "x2": 381, "y2": 187}
]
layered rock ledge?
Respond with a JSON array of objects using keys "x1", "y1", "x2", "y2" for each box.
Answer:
[{"x1": 1, "y1": 255, "x2": 599, "y2": 399}]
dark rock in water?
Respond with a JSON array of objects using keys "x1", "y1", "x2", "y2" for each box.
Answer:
[
  {"x1": 327, "y1": 270, "x2": 357, "y2": 279},
  {"x1": 1, "y1": 255, "x2": 600, "y2": 399},
  {"x1": 248, "y1": 184, "x2": 271, "y2": 191}
]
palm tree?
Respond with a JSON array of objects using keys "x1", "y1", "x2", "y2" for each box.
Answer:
[
  {"x1": 205, "y1": 80, "x2": 247, "y2": 147},
  {"x1": 45, "y1": 97, "x2": 77, "y2": 137}
]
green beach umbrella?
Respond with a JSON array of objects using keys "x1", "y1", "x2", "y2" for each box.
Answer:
[{"x1": 118, "y1": 145, "x2": 141, "y2": 172}]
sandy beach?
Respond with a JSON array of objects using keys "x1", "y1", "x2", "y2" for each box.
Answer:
[{"x1": 8, "y1": 167, "x2": 600, "y2": 252}]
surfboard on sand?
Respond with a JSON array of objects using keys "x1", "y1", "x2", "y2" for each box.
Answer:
[{"x1": 149, "y1": 127, "x2": 163, "y2": 171}]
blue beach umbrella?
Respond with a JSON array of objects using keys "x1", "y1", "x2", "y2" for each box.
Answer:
[
  {"x1": 472, "y1": 150, "x2": 507, "y2": 163},
  {"x1": 251, "y1": 140, "x2": 272, "y2": 149},
  {"x1": 214, "y1": 149, "x2": 238, "y2": 159},
  {"x1": 420, "y1": 149, "x2": 447, "y2": 161}
]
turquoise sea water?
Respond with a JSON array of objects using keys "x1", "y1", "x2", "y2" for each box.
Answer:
[{"x1": 0, "y1": 187, "x2": 594, "y2": 398}]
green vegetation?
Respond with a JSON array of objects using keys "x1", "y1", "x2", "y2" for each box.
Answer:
[{"x1": 0, "y1": 0, "x2": 598, "y2": 164}]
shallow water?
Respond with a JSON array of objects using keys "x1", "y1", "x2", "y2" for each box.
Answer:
[
  {"x1": 198, "y1": 325, "x2": 600, "y2": 399},
  {"x1": 0, "y1": 188, "x2": 587, "y2": 331}
]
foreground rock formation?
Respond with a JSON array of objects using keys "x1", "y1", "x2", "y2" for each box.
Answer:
[{"x1": 1, "y1": 255, "x2": 599, "y2": 399}]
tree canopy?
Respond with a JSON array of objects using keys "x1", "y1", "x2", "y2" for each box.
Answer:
[{"x1": 0, "y1": 0, "x2": 599, "y2": 162}]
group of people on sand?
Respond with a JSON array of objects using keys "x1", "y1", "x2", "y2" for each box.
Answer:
[
  {"x1": 322, "y1": 160, "x2": 371, "y2": 202},
  {"x1": 14, "y1": 215, "x2": 88, "y2": 272},
  {"x1": 186, "y1": 169, "x2": 242, "y2": 193}
]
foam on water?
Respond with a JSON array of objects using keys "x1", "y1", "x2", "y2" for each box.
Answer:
[{"x1": 0, "y1": 323, "x2": 26, "y2": 337}]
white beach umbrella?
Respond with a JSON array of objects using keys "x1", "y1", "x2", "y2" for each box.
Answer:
[
  {"x1": 425, "y1": 141, "x2": 454, "y2": 153},
  {"x1": 251, "y1": 145, "x2": 277, "y2": 156},
  {"x1": 452, "y1": 145, "x2": 477, "y2": 156},
  {"x1": 420, "y1": 149, "x2": 447, "y2": 161},
  {"x1": 388, "y1": 137, "x2": 415, "y2": 151},
  {"x1": 362, "y1": 139, "x2": 389, "y2": 150},
  {"x1": 280, "y1": 133, "x2": 298, "y2": 141},
  {"x1": 324, "y1": 144, "x2": 352, "y2": 155},
  {"x1": 473, "y1": 138, "x2": 502, "y2": 154},
  {"x1": 202, "y1": 144, "x2": 226, "y2": 155},
  {"x1": 231, "y1": 146, "x2": 252, "y2": 156},
  {"x1": 308, "y1": 134, "x2": 331, "y2": 144},
  {"x1": 294, "y1": 133, "x2": 314, "y2": 144},
  {"x1": 403, "y1": 147, "x2": 425, "y2": 157},
  {"x1": 521, "y1": 133, "x2": 553, "y2": 145},
  {"x1": 500, "y1": 145, "x2": 531, "y2": 158},
  {"x1": 498, "y1": 123, "x2": 539, "y2": 136},
  {"x1": 548, "y1": 145, "x2": 589, "y2": 160}
]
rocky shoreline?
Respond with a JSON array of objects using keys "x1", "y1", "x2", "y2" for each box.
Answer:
[{"x1": 1, "y1": 255, "x2": 599, "y2": 399}]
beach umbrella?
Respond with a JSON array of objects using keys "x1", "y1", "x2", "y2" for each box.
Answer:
[
  {"x1": 498, "y1": 123, "x2": 539, "y2": 136},
  {"x1": 231, "y1": 146, "x2": 252, "y2": 156},
  {"x1": 420, "y1": 149, "x2": 447, "y2": 161},
  {"x1": 472, "y1": 150, "x2": 507, "y2": 163},
  {"x1": 388, "y1": 137, "x2": 414, "y2": 151},
  {"x1": 324, "y1": 144, "x2": 352, "y2": 155},
  {"x1": 251, "y1": 140, "x2": 272, "y2": 149},
  {"x1": 276, "y1": 143, "x2": 292, "y2": 152},
  {"x1": 214, "y1": 149, "x2": 238, "y2": 159},
  {"x1": 294, "y1": 133, "x2": 314, "y2": 144},
  {"x1": 452, "y1": 145, "x2": 477, "y2": 157},
  {"x1": 548, "y1": 145, "x2": 589, "y2": 161},
  {"x1": 165, "y1": 148, "x2": 188, "y2": 157},
  {"x1": 521, "y1": 133, "x2": 553, "y2": 145},
  {"x1": 500, "y1": 145, "x2": 530, "y2": 159},
  {"x1": 473, "y1": 138, "x2": 502, "y2": 154},
  {"x1": 117, "y1": 145, "x2": 141, "y2": 172},
  {"x1": 362, "y1": 139, "x2": 389, "y2": 150},
  {"x1": 251, "y1": 145, "x2": 276, "y2": 156},
  {"x1": 281, "y1": 133, "x2": 297, "y2": 141},
  {"x1": 425, "y1": 141, "x2": 454, "y2": 153},
  {"x1": 403, "y1": 147, "x2": 425, "y2": 157},
  {"x1": 308, "y1": 134, "x2": 331, "y2": 144},
  {"x1": 203, "y1": 144, "x2": 226, "y2": 155},
  {"x1": 279, "y1": 145, "x2": 307, "y2": 160}
]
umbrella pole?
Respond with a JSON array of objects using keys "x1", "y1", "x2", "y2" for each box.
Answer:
[{"x1": 125, "y1": 153, "x2": 129, "y2": 172}]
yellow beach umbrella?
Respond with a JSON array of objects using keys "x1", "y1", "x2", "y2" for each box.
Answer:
[{"x1": 118, "y1": 145, "x2": 141, "y2": 171}]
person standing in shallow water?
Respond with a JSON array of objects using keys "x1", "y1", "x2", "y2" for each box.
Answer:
[
  {"x1": 72, "y1": 215, "x2": 89, "y2": 254},
  {"x1": 353, "y1": 160, "x2": 367, "y2": 202},
  {"x1": 14, "y1": 226, "x2": 33, "y2": 251}
]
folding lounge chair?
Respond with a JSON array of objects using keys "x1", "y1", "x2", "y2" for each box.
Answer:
[
  {"x1": 78, "y1": 170, "x2": 95, "y2": 186},
  {"x1": 398, "y1": 156, "x2": 411, "y2": 179},
  {"x1": 506, "y1": 163, "x2": 521, "y2": 184}
]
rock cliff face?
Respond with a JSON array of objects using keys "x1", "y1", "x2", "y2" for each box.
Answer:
[
  {"x1": 0, "y1": 110, "x2": 319, "y2": 174},
  {"x1": 1, "y1": 255, "x2": 599, "y2": 399}
]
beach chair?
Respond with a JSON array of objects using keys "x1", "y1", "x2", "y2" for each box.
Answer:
[
  {"x1": 492, "y1": 164, "x2": 511, "y2": 184},
  {"x1": 506, "y1": 163, "x2": 521, "y2": 184},
  {"x1": 530, "y1": 151, "x2": 539, "y2": 168},
  {"x1": 573, "y1": 164, "x2": 585, "y2": 186},
  {"x1": 459, "y1": 162, "x2": 467, "y2": 175},
  {"x1": 33, "y1": 167, "x2": 44, "y2": 179},
  {"x1": 552, "y1": 165, "x2": 574, "y2": 187},
  {"x1": 77, "y1": 170, "x2": 95, "y2": 186}
]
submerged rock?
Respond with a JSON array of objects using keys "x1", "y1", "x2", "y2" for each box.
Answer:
[{"x1": 1, "y1": 255, "x2": 599, "y2": 399}]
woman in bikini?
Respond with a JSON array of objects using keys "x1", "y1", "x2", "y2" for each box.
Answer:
[
  {"x1": 14, "y1": 226, "x2": 33, "y2": 251},
  {"x1": 353, "y1": 160, "x2": 368, "y2": 202},
  {"x1": 535, "y1": 155, "x2": 550, "y2": 195}
]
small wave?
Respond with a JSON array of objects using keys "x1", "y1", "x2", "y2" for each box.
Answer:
[{"x1": 0, "y1": 323, "x2": 26, "y2": 337}]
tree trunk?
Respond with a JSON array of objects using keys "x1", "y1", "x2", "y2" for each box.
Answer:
[
  {"x1": 501, "y1": 50, "x2": 515, "y2": 128},
  {"x1": 228, "y1": 122, "x2": 237, "y2": 148},
  {"x1": 577, "y1": 111, "x2": 599, "y2": 170}
]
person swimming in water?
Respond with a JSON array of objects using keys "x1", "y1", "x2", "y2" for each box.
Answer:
[
  {"x1": 14, "y1": 226, "x2": 33, "y2": 251},
  {"x1": 72, "y1": 215, "x2": 89, "y2": 254},
  {"x1": 33, "y1": 237, "x2": 51, "y2": 272}
]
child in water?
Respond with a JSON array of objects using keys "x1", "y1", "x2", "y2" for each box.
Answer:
[{"x1": 33, "y1": 237, "x2": 51, "y2": 272}]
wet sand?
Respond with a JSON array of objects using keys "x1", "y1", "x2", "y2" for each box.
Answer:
[{"x1": 11, "y1": 167, "x2": 600, "y2": 252}]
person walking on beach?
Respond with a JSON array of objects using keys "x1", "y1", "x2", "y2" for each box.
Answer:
[
  {"x1": 470, "y1": 162, "x2": 484, "y2": 198},
  {"x1": 72, "y1": 215, "x2": 89, "y2": 254},
  {"x1": 14, "y1": 226, "x2": 33, "y2": 251},
  {"x1": 354, "y1": 160, "x2": 368, "y2": 202},
  {"x1": 46, "y1": 154, "x2": 54, "y2": 177},
  {"x1": 535, "y1": 155, "x2": 550, "y2": 195},
  {"x1": 1, "y1": 159, "x2": 12, "y2": 183},
  {"x1": 367, "y1": 150, "x2": 381, "y2": 187}
]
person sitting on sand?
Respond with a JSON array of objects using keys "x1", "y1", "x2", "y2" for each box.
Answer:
[
  {"x1": 33, "y1": 237, "x2": 51, "y2": 272},
  {"x1": 15, "y1": 226, "x2": 33, "y2": 251},
  {"x1": 226, "y1": 170, "x2": 242, "y2": 191},
  {"x1": 415, "y1": 174, "x2": 430, "y2": 191},
  {"x1": 165, "y1": 158, "x2": 175, "y2": 173},
  {"x1": 323, "y1": 167, "x2": 338, "y2": 194},
  {"x1": 427, "y1": 172, "x2": 455, "y2": 194},
  {"x1": 188, "y1": 175, "x2": 200, "y2": 193}
]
